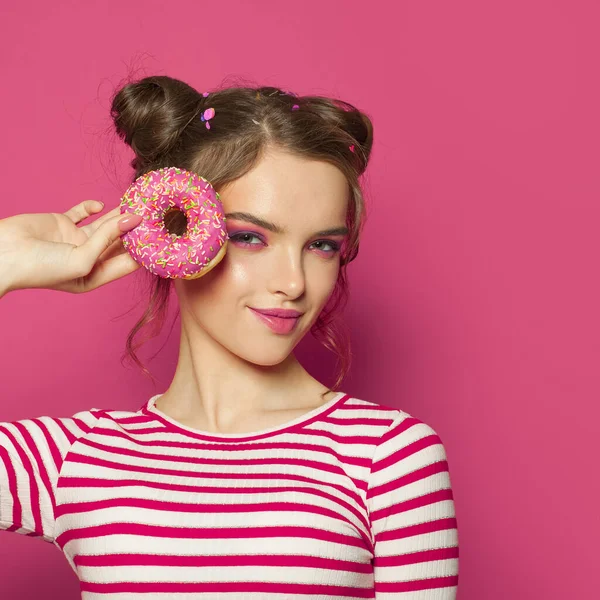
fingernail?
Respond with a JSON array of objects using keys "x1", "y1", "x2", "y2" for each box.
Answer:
[{"x1": 119, "y1": 214, "x2": 143, "y2": 232}]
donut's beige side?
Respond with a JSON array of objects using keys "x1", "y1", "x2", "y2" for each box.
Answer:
[{"x1": 181, "y1": 240, "x2": 229, "y2": 280}]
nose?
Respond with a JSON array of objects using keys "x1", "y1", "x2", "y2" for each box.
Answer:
[{"x1": 266, "y1": 246, "x2": 306, "y2": 299}]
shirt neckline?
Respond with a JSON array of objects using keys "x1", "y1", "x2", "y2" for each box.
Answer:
[{"x1": 141, "y1": 391, "x2": 349, "y2": 441}]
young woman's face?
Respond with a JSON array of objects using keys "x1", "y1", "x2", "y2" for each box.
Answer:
[{"x1": 175, "y1": 145, "x2": 350, "y2": 365}]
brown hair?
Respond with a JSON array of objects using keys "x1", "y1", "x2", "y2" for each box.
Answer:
[{"x1": 110, "y1": 75, "x2": 374, "y2": 393}]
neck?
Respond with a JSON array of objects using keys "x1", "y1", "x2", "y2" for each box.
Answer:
[{"x1": 156, "y1": 318, "x2": 331, "y2": 430}]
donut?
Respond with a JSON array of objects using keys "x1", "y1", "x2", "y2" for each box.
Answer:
[{"x1": 119, "y1": 167, "x2": 228, "y2": 280}]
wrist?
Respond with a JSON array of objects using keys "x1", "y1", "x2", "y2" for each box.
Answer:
[
  {"x1": 0, "y1": 279, "x2": 10, "y2": 299},
  {"x1": 0, "y1": 262, "x2": 15, "y2": 298}
]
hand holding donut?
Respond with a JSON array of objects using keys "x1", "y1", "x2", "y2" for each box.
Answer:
[
  {"x1": 0, "y1": 201, "x2": 144, "y2": 297},
  {"x1": 0, "y1": 167, "x2": 227, "y2": 298}
]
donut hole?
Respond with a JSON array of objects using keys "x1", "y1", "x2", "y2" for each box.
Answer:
[{"x1": 164, "y1": 207, "x2": 188, "y2": 236}]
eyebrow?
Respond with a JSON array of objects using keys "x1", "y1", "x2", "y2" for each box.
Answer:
[{"x1": 224, "y1": 211, "x2": 349, "y2": 237}]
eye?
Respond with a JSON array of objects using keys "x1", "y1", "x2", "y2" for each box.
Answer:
[
  {"x1": 228, "y1": 232, "x2": 264, "y2": 246},
  {"x1": 310, "y1": 240, "x2": 341, "y2": 254}
]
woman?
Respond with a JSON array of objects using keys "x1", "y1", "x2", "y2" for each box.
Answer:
[{"x1": 0, "y1": 76, "x2": 459, "y2": 598}]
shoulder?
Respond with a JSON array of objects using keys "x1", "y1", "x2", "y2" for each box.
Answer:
[
  {"x1": 345, "y1": 395, "x2": 440, "y2": 434},
  {"x1": 344, "y1": 395, "x2": 448, "y2": 461},
  {"x1": 0, "y1": 404, "x2": 146, "y2": 447},
  {"x1": 69, "y1": 405, "x2": 158, "y2": 432}
]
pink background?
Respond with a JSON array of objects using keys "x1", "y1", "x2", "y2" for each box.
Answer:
[{"x1": 0, "y1": 1, "x2": 598, "y2": 598}]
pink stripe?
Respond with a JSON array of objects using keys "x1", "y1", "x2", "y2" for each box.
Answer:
[
  {"x1": 58, "y1": 475, "x2": 358, "y2": 500},
  {"x1": 78, "y1": 436, "x2": 359, "y2": 473},
  {"x1": 53, "y1": 413, "x2": 97, "y2": 446},
  {"x1": 342, "y1": 403, "x2": 399, "y2": 413},
  {"x1": 56, "y1": 483, "x2": 370, "y2": 533},
  {"x1": 370, "y1": 433, "x2": 442, "y2": 474},
  {"x1": 368, "y1": 460, "x2": 450, "y2": 499},
  {"x1": 57, "y1": 523, "x2": 369, "y2": 547},
  {"x1": 80, "y1": 432, "x2": 374, "y2": 468},
  {"x1": 372, "y1": 488, "x2": 455, "y2": 523},
  {"x1": 376, "y1": 516, "x2": 458, "y2": 542},
  {"x1": 376, "y1": 575, "x2": 459, "y2": 592},
  {"x1": 99, "y1": 425, "x2": 176, "y2": 435},
  {"x1": 80, "y1": 580, "x2": 375, "y2": 597},
  {"x1": 32, "y1": 419, "x2": 62, "y2": 473},
  {"x1": 13, "y1": 421, "x2": 56, "y2": 515},
  {"x1": 379, "y1": 416, "x2": 422, "y2": 443},
  {"x1": 104, "y1": 423, "x2": 386, "y2": 447},
  {"x1": 68, "y1": 444, "x2": 372, "y2": 495},
  {"x1": 59, "y1": 471, "x2": 363, "y2": 506},
  {"x1": 282, "y1": 427, "x2": 387, "y2": 447},
  {"x1": 53, "y1": 418, "x2": 77, "y2": 445},
  {"x1": 375, "y1": 545, "x2": 459, "y2": 567},
  {"x1": 114, "y1": 415, "x2": 153, "y2": 425},
  {"x1": 66, "y1": 451, "x2": 345, "y2": 482},
  {"x1": 0, "y1": 445, "x2": 22, "y2": 531},
  {"x1": 0, "y1": 425, "x2": 42, "y2": 536},
  {"x1": 92, "y1": 422, "x2": 383, "y2": 454},
  {"x1": 326, "y1": 415, "x2": 392, "y2": 426},
  {"x1": 56, "y1": 497, "x2": 348, "y2": 520},
  {"x1": 74, "y1": 552, "x2": 373, "y2": 571}
]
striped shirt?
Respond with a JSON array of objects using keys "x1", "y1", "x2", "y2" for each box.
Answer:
[{"x1": 0, "y1": 391, "x2": 459, "y2": 599}]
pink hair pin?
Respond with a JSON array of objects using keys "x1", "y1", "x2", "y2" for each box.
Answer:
[
  {"x1": 200, "y1": 107, "x2": 215, "y2": 129},
  {"x1": 349, "y1": 144, "x2": 355, "y2": 153}
]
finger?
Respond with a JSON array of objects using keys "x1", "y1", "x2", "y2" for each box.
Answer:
[
  {"x1": 97, "y1": 236, "x2": 127, "y2": 263},
  {"x1": 82, "y1": 205, "x2": 122, "y2": 234},
  {"x1": 84, "y1": 252, "x2": 140, "y2": 291},
  {"x1": 52, "y1": 251, "x2": 142, "y2": 293},
  {"x1": 69, "y1": 212, "x2": 143, "y2": 276},
  {"x1": 82, "y1": 251, "x2": 143, "y2": 292},
  {"x1": 63, "y1": 200, "x2": 105, "y2": 225}
]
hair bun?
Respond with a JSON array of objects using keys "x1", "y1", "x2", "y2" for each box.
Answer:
[
  {"x1": 345, "y1": 110, "x2": 373, "y2": 157},
  {"x1": 110, "y1": 75, "x2": 202, "y2": 171}
]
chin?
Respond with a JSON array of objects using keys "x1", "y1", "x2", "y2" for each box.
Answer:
[
  {"x1": 247, "y1": 355, "x2": 290, "y2": 367},
  {"x1": 231, "y1": 341, "x2": 301, "y2": 367}
]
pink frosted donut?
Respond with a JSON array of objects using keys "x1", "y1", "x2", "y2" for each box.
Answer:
[{"x1": 119, "y1": 167, "x2": 228, "y2": 279}]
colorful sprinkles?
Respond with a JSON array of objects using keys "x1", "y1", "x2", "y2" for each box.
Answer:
[{"x1": 119, "y1": 167, "x2": 228, "y2": 280}]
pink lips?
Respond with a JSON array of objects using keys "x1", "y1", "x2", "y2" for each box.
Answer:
[{"x1": 249, "y1": 307, "x2": 302, "y2": 334}]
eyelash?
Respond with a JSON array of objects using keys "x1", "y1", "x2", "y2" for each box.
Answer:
[{"x1": 228, "y1": 232, "x2": 341, "y2": 254}]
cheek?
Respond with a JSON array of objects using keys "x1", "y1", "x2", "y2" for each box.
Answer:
[
  {"x1": 323, "y1": 276, "x2": 339, "y2": 302},
  {"x1": 312, "y1": 265, "x2": 340, "y2": 306},
  {"x1": 193, "y1": 252, "x2": 256, "y2": 302},
  {"x1": 227, "y1": 255, "x2": 259, "y2": 286}
]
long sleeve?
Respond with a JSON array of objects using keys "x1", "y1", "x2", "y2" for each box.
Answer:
[
  {"x1": 366, "y1": 412, "x2": 459, "y2": 598},
  {"x1": 0, "y1": 410, "x2": 99, "y2": 542}
]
